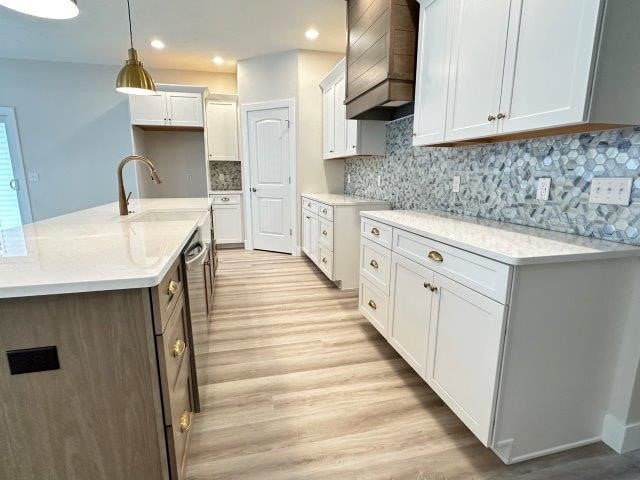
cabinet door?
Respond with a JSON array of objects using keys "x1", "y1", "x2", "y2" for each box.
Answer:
[
  {"x1": 444, "y1": 0, "x2": 511, "y2": 141},
  {"x1": 333, "y1": 75, "x2": 347, "y2": 157},
  {"x1": 346, "y1": 119, "x2": 358, "y2": 155},
  {"x1": 166, "y1": 92, "x2": 204, "y2": 127},
  {"x1": 388, "y1": 253, "x2": 435, "y2": 378},
  {"x1": 498, "y1": 0, "x2": 601, "y2": 133},
  {"x1": 213, "y1": 205, "x2": 243, "y2": 244},
  {"x1": 426, "y1": 273, "x2": 506, "y2": 445},
  {"x1": 206, "y1": 99, "x2": 238, "y2": 161},
  {"x1": 309, "y1": 215, "x2": 320, "y2": 263},
  {"x1": 322, "y1": 86, "x2": 335, "y2": 158},
  {"x1": 129, "y1": 92, "x2": 167, "y2": 126},
  {"x1": 302, "y1": 213, "x2": 312, "y2": 257},
  {"x1": 413, "y1": 0, "x2": 454, "y2": 146}
]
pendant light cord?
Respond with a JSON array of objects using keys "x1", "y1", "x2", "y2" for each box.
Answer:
[{"x1": 126, "y1": 0, "x2": 134, "y2": 49}]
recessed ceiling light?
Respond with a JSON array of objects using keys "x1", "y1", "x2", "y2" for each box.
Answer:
[
  {"x1": 0, "y1": 0, "x2": 79, "y2": 19},
  {"x1": 305, "y1": 29, "x2": 319, "y2": 40},
  {"x1": 150, "y1": 39, "x2": 165, "y2": 49},
  {"x1": 212, "y1": 56, "x2": 224, "y2": 65}
]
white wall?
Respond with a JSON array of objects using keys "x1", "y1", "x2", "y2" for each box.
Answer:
[
  {"x1": 237, "y1": 50, "x2": 345, "y2": 247},
  {"x1": 0, "y1": 57, "x2": 237, "y2": 221}
]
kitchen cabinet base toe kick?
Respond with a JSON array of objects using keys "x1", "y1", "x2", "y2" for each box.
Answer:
[{"x1": 358, "y1": 212, "x2": 640, "y2": 464}]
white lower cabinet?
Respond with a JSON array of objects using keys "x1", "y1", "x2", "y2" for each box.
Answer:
[
  {"x1": 426, "y1": 272, "x2": 506, "y2": 445},
  {"x1": 388, "y1": 253, "x2": 434, "y2": 378},
  {"x1": 210, "y1": 194, "x2": 244, "y2": 244}
]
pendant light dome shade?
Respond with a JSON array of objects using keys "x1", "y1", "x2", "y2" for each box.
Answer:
[
  {"x1": 116, "y1": 0, "x2": 156, "y2": 96},
  {"x1": 0, "y1": 0, "x2": 79, "y2": 19},
  {"x1": 116, "y1": 48, "x2": 156, "y2": 96}
]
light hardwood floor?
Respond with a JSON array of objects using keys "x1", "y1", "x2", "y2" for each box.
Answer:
[{"x1": 186, "y1": 249, "x2": 640, "y2": 480}]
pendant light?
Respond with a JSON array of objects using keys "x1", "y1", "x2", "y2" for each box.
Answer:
[
  {"x1": 115, "y1": 0, "x2": 156, "y2": 96},
  {"x1": 0, "y1": 0, "x2": 79, "y2": 19}
]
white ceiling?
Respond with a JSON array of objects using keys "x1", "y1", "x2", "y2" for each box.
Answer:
[{"x1": 0, "y1": 0, "x2": 347, "y2": 73}]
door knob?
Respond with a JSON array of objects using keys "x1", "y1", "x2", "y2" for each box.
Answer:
[
  {"x1": 9, "y1": 179, "x2": 18, "y2": 191},
  {"x1": 251, "y1": 187, "x2": 257, "y2": 192}
]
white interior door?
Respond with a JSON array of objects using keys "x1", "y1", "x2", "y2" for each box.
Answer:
[
  {"x1": 246, "y1": 106, "x2": 293, "y2": 253},
  {"x1": 0, "y1": 107, "x2": 31, "y2": 233}
]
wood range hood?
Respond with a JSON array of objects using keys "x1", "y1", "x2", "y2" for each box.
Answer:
[{"x1": 345, "y1": 0, "x2": 420, "y2": 120}]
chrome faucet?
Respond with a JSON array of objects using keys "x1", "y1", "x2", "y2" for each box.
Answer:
[{"x1": 117, "y1": 155, "x2": 163, "y2": 215}]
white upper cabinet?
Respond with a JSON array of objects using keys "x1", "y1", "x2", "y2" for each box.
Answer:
[
  {"x1": 414, "y1": 0, "x2": 640, "y2": 145},
  {"x1": 129, "y1": 92, "x2": 168, "y2": 126},
  {"x1": 413, "y1": 0, "x2": 454, "y2": 145},
  {"x1": 206, "y1": 96, "x2": 239, "y2": 161},
  {"x1": 444, "y1": 0, "x2": 511, "y2": 142},
  {"x1": 129, "y1": 88, "x2": 204, "y2": 128},
  {"x1": 320, "y1": 58, "x2": 386, "y2": 159},
  {"x1": 165, "y1": 92, "x2": 204, "y2": 127},
  {"x1": 498, "y1": 0, "x2": 601, "y2": 133}
]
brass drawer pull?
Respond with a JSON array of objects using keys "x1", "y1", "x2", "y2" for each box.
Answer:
[
  {"x1": 370, "y1": 259, "x2": 379, "y2": 269},
  {"x1": 221, "y1": 197, "x2": 230, "y2": 202},
  {"x1": 322, "y1": 230, "x2": 328, "y2": 236},
  {"x1": 487, "y1": 114, "x2": 496, "y2": 121},
  {"x1": 167, "y1": 280, "x2": 179, "y2": 296},
  {"x1": 322, "y1": 257, "x2": 328, "y2": 264},
  {"x1": 496, "y1": 113, "x2": 506, "y2": 119},
  {"x1": 424, "y1": 282, "x2": 438, "y2": 292},
  {"x1": 371, "y1": 227, "x2": 380, "y2": 236},
  {"x1": 179, "y1": 411, "x2": 192, "y2": 433},
  {"x1": 428, "y1": 251, "x2": 443, "y2": 262},
  {"x1": 368, "y1": 299, "x2": 377, "y2": 310},
  {"x1": 172, "y1": 338, "x2": 186, "y2": 358}
]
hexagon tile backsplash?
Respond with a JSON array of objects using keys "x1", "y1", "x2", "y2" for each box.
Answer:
[{"x1": 344, "y1": 115, "x2": 640, "y2": 245}]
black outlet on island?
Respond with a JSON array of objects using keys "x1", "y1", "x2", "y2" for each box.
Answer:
[{"x1": 6, "y1": 346, "x2": 60, "y2": 375}]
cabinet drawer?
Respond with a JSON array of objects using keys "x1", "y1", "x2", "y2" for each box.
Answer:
[
  {"x1": 361, "y1": 217, "x2": 392, "y2": 249},
  {"x1": 166, "y1": 375, "x2": 192, "y2": 480},
  {"x1": 359, "y1": 278, "x2": 389, "y2": 337},
  {"x1": 393, "y1": 228, "x2": 512, "y2": 304},
  {"x1": 152, "y1": 257, "x2": 185, "y2": 334},
  {"x1": 319, "y1": 218, "x2": 334, "y2": 251},
  {"x1": 318, "y1": 245, "x2": 333, "y2": 279},
  {"x1": 157, "y1": 292, "x2": 189, "y2": 402},
  {"x1": 302, "y1": 197, "x2": 319, "y2": 215},
  {"x1": 211, "y1": 194, "x2": 241, "y2": 205},
  {"x1": 360, "y1": 237, "x2": 392, "y2": 293},
  {"x1": 319, "y1": 203, "x2": 334, "y2": 221}
]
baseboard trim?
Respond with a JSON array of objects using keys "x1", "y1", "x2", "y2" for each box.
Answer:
[
  {"x1": 603, "y1": 414, "x2": 640, "y2": 453},
  {"x1": 492, "y1": 436, "x2": 601, "y2": 464}
]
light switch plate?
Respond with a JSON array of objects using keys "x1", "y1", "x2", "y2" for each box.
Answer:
[
  {"x1": 347, "y1": 173, "x2": 351, "y2": 184},
  {"x1": 589, "y1": 177, "x2": 633, "y2": 205},
  {"x1": 377, "y1": 175, "x2": 381, "y2": 187},
  {"x1": 452, "y1": 175, "x2": 461, "y2": 193},
  {"x1": 536, "y1": 178, "x2": 551, "y2": 201}
]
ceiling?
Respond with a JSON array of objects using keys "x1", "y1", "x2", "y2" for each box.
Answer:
[{"x1": 0, "y1": 0, "x2": 347, "y2": 74}]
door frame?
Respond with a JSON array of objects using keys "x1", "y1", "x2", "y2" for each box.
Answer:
[
  {"x1": 240, "y1": 99, "x2": 297, "y2": 255},
  {"x1": 0, "y1": 107, "x2": 32, "y2": 225}
]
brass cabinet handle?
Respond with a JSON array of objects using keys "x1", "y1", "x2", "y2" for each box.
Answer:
[
  {"x1": 368, "y1": 299, "x2": 377, "y2": 310},
  {"x1": 307, "y1": 203, "x2": 311, "y2": 207},
  {"x1": 322, "y1": 257, "x2": 327, "y2": 264},
  {"x1": 167, "y1": 280, "x2": 179, "y2": 296},
  {"x1": 412, "y1": 132, "x2": 417, "y2": 137},
  {"x1": 322, "y1": 208, "x2": 328, "y2": 214},
  {"x1": 322, "y1": 230, "x2": 328, "y2": 236},
  {"x1": 370, "y1": 259, "x2": 379, "y2": 269},
  {"x1": 172, "y1": 338, "x2": 186, "y2": 358},
  {"x1": 424, "y1": 282, "x2": 438, "y2": 292},
  {"x1": 427, "y1": 251, "x2": 443, "y2": 263},
  {"x1": 221, "y1": 197, "x2": 230, "y2": 202},
  {"x1": 487, "y1": 114, "x2": 496, "y2": 121},
  {"x1": 496, "y1": 113, "x2": 506, "y2": 119},
  {"x1": 179, "y1": 411, "x2": 192, "y2": 433},
  {"x1": 371, "y1": 227, "x2": 380, "y2": 236}
]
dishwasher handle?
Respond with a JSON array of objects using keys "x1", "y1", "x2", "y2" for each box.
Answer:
[{"x1": 186, "y1": 243, "x2": 208, "y2": 268}]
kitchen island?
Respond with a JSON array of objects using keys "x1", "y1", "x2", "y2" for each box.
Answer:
[{"x1": 0, "y1": 198, "x2": 212, "y2": 480}]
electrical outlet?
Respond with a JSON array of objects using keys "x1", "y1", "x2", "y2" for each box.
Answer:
[
  {"x1": 28, "y1": 171, "x2": 39, "y2": 182},
  {"x1": 589, "y1": 177, "x2": 633, "y2": 205},
  {"x1": 452, "y1": 175, "x2": 461, "y2": 193},
  {"x1": 186, "y1": 173, "x2": 193, "y2": 181},
  {"x1": 377, "y1": 175, "x2": 381, "y2": 187},
  {"x1": 536, "y1": 177, "x2": 551, "y2": 200}
]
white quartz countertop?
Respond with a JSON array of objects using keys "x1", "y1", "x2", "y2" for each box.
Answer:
[
  {"x1": 302, "y1": 193, "x2": 390, "y2": 206},
  {"x1": 361, "y1": 210, "x2": 640, "y2": 266},
  {"x1": 0, "y1": 198, "x2": 213, "y2": 299},
  {"x1": 209, "y1": 190, "x2": 242, "y2": 195}
]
